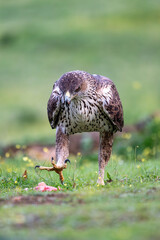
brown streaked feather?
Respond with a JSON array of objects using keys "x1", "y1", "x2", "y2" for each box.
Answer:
[
  {"x1": 94, "y1": 74, "x2": 124, "y2": 132},
  {"x1": 47, "y1": 85, "x2": 61, "y2": 129}
]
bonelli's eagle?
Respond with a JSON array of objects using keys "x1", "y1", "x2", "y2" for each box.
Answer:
[{"x1": 37, "y1": 70, "x2": 123, "y2": 185}]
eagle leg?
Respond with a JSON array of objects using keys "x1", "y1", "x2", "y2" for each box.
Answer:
[
  {"x1": 97, "y1": 131, "x2": 113, "y2": 185},
  {"x1": 35, "y1": 127, "x2": 70, "y2": 184},
  {"x1": 55, "y1": 127, "x2": 70, "y2": 167}
]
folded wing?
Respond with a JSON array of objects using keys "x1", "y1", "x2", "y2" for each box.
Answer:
[
  {"x1": 94, "y1": 74, "x2": 124, "y2": 132},
  {"x1": 47, "y1": 84, "x2": 61, "y2": 129}
]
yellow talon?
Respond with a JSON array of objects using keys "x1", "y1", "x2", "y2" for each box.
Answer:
[{"x1": 35, "y1": 158, "x2": 70, "y2": 184}]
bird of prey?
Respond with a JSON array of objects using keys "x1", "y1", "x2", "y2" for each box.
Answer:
[{"x1": 36, "y1": 70, "x2": 123, "y2": 185}]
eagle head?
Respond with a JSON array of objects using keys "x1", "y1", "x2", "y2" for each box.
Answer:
[{"x1": 59, "y1": 70, "x2": 91, "y2": 105}]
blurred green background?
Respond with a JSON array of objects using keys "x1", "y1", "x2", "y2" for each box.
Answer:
[{"x1": 0, "y1": 0, "x2": 160, "y2": 145}]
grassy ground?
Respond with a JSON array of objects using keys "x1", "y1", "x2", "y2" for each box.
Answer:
[
  {"x1": 0, "y1": 0, "x2": 160, "y2": 144},
  {"x1": 0, "y1": 154, "x2": 160, "y2": 240},
  {"x1": 1, "y1": 1, "x2": 160, "y2": 239}
]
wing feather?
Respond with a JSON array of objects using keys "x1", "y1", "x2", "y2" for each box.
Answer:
[
  {"x1": 94, "y1": 74, "x2": 124, "y2": 132},
  {"x1": 47, "y1": 84, "x2": 61, "y2": 129}
]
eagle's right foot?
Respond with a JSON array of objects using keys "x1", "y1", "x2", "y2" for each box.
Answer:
[{"x1": 35, "y1": 158, "x2": 71, "y2": 184}]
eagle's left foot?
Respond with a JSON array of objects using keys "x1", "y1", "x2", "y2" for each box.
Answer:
[
  {"x1": 35, "y1": 158, "x2": 70, "y2": 184},
  {"x1": 97, "y1": 177, "x2": 105, "y2": 185}
]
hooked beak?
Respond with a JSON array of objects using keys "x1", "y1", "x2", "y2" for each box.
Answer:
[{"x1": 65, "y1": 91, "x2": 72, "y2": 105}]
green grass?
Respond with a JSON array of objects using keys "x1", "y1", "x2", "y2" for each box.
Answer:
[
  {"x1": 0, "y1": 0, "x2": 160, "y2": 144},
  {"x1": 0, "y1": 155, "x2": 160, "y2": 240},
  {"x1": 1, "y1": 1, "x2": 160, "y2": 239}
]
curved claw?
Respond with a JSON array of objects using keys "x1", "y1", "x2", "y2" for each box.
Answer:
[
  {"x1": 61, "y1": 180, "x2": 64, "y2": 185},
  {"x1": 35, "y1": 159, "x2": 69, "y2": 184},
  {"x1": 35, "y1": 165, "x2": 40, "y2": 169},
  {"x1": 64, "y1": 159, "x2": 71, "y2": 164}
]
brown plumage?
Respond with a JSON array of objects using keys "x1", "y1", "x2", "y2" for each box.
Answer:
[{"x1": 47, "y1": 70, "x2": 123, "y2": 185}]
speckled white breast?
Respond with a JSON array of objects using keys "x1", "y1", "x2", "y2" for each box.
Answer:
[{"x1": 58, "y1": 98, "x2": 113, "y2": 135}]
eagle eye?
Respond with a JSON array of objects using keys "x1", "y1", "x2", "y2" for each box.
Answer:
[{"x1": 75, "y1": 86, "x2": 81, "y2": 93}]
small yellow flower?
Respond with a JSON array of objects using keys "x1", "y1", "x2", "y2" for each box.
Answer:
[
  {"x1": 23, "y1": 156, "x2": 28, "y2": 161},
  {"x1": 26, "y1": 163, "x2": 34, "y2": 167},
  {"x1": 15, "y1": 144, "x2": 21, "y2": 149},
  {"x1": 43, "y1": 147, "x2": 48, "y2": 153},
  {"x1": 77, "y1": 152, "x2": 81, "y2": 156},
  {"x1": 64, "y1": 183, "x2": 67, "y2": 186},
  {"x1": 5, "y1": 152, "x2": 10, "y2": 158},
  {"x1": 143, "y1": 148, "x2": 151, "y2": 156},
  {"x1": 98, "y1": 177, "x2": 101, "y2": 179},
  {"x1": 122, "y1": 133, "x2": 132, "y2": 140},
  {"x1": 136, "y1": 165, "x2": 141, "y2": 169},
  {"x1": 132, "y1": 81, "x2": 141, "y2": 90},
  {"x1": 141, "y1": 158, "x2": 145, "y2": 162},
  {"x1": 95, "y1": 171, "x2": 98, "y2": 174},
  {"x1": 97, "y1": 184, "x2": 99, "y2": 187},
  {"x1": 129, "y1": 184, "x2": 132, "y2": 187},
  {"x1": 111, "y1": 154, "x2": 117, "y2": 161},
  {"x1": 15, "y1": 181, "x2": 17, "y2": 184}
]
